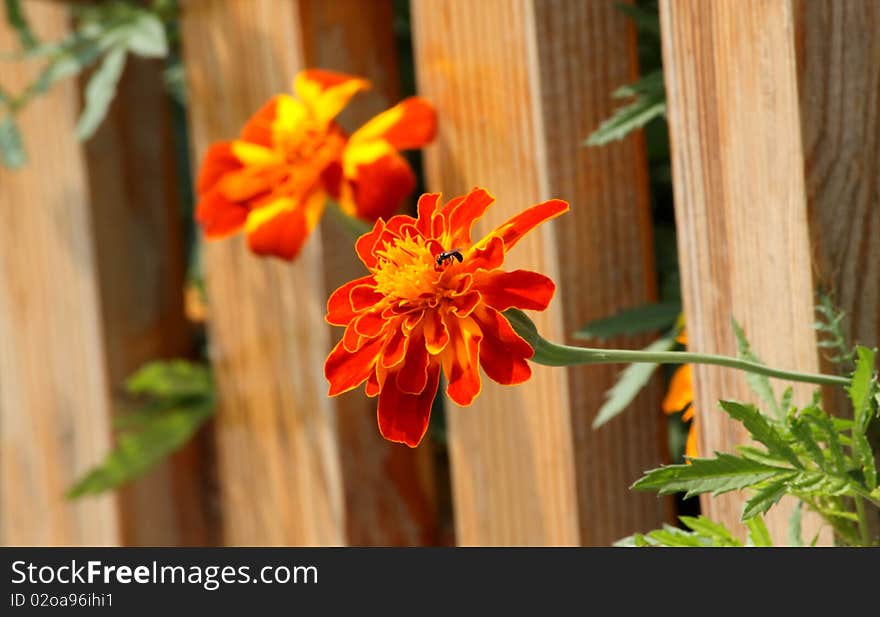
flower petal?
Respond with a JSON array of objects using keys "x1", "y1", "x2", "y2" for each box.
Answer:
[
  {"x1": 195, "y1": 189, "x2": 250, "y2": 239},
  {"x1": 377, "y1": 362, "x2": 440, "y2": 447},
  {"x1": 349, "y1": 96, "x2": 436, "y2": 150},
  {"x1": 325, "y1": 334, "x2": 385, "y2": 396},
  {"x1": 197, "y1": 142, "x2": 242, "y2": 195},
  {"x1": 342, "y1": 148, "x2": 415, "y2": 221},
  {"x1": 663, "y1": 365, "x2": 693, "y2": 414},
  {"x1": 240, "y1": 96, "x2": 280, "y2": 147},
  {"x1": 442, "y1": 317, "x2": 483, "y2": 406},
  {"x1": 381, "y1": 328, "x2": 409, "y2": 369},
  {"x1": 396, "y1": 330, "x2": 430, "y2": 394},
  {"x1": 472, "y1": 306, "x2": 533, "y2": 385},
  {"x1": 294, "y1": 69, "x2": 369, "y2": 124},
  {"x1": 472, "y1": 269, "x2": 555, "y2": 311},
  {"x1": 445, "y1": 187, "x2": 495, "y2": 247},
  {"x1": 244, "y1": 192, "x2": 326, "y2": 261},
  {"x1": 423, "y1": 309, "x2": 450, "y2": 354},
  {"x1": 415, "y1": 192, "x2": 442, "y2": 237},
  {"x1": 326, "y1": 275, "x2": 375, "y2": 326},
  {"x1": 487, "y1": 198, "x2": 569, "y2": 251}
]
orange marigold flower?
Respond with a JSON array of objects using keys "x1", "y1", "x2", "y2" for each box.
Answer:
[
  {"x1": 324, "y1": 188, "x2": 568, "y2": 447},
  {"x1": 662, "y1": 363, "x2": 698, "y2": 459},
  {"x1": 195, "y1": 69, "x2": 436, "y2": 260}
]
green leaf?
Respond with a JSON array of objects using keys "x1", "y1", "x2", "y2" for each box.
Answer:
[
  {"x1": 4, "y1": 0, "x2": 38, "y2": 50},
  {"x1": 799, "y1": 406, "x2": 847, "y2": 474},
  {"x1": 745, "y1": 517, "x2": 773, "y2": 547},
  {"x1": 163, "y1": 60, "x2": 187, "y2": 105},
  {"x1": 574, "y1": 301, "x2": 681, "y2": 341},
  {"x1": 67, "y1": 400, "x2": 213, "y2": 498},
  {"x1": 592, "y1": 332, "x2": 678, "y2": 428},
  {"x1": 732, "y1": 320, "x2": 780, "y2": 417},
  {"x1": 679, "y1": 516, "x2": 741, "y2": 546},
  {"x1": 718, "y1": 400, "x2": 801, "y2": 468},
  {"x1": 0, "y1": 114, "x2": 26, "y2": 168},
  {"x1": 126, "y1": 360, "x2": 213, "y2": 400},
  {"x1": 852, "y1": 432, "x2": 877, "y2": 491},
  {"x1": 124, "y1": 11, "x2": 168, "y2": 57},
  {"x1": 788, "y1": 500, "x2": 804, "y2": 547},
  {"x1": 632, "y1": 452, "x2": 790, "y2": 499},
  {"x1": 742, "y1": 476, "x2": 792, "y2": 520},
  {"x1": 848, "y1": 346, "x2": 877, "y2": 435},
  {"x1": 585, "y1": 71, "x2": 665, "y2": 146},
  {"x1": 76, "y1": 46, "x2": 127, "y2": 140}
]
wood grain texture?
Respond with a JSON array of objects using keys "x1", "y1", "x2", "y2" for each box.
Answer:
[
  {"x1": 0, "y1": 3, "x2": 120, "y2": 545},
  {"x1": 659, "y1": 0, "x2": 856, "y2": 543},
  {"x1": 182, "y1": 0, "x2": 437, "y2": 545},
  {"x1": 413, "y1": 0, "x2": 670, "y2": 545},
  {"x1": 83, "y1": 56, "x2": 216, "y2": 546}
]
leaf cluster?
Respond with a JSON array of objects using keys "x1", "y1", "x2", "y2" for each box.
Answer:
[{"x1": 67, "y1": 360, "x2": 215, "y2": 498}]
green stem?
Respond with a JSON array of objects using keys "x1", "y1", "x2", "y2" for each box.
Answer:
[
  {"x1": 531, "y1": 339, "x2": 848, "y2": 387},
  {"x1": 855, "y1": 496, "x2": 871, "y2": 546}
]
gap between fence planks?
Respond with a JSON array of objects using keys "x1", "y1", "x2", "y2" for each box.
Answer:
[
  {"x1": 412, "y1": 0, "x2": 672, "y2": 546},
  {"x1": 660, "y1": 0, "x2": 879, "y2": 543},
  {"x1": 0, "y1": 3, "x2": 119, "y2": 545},
  {"x1": 181, "y1": 0, "x2": 436, "y2": 546},
  {"x1": 83, "y1": 55, "x2": 217, "y2": 546}
]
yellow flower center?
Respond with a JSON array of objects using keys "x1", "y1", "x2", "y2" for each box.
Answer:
[{"x1": 373, "y1": 233, "x2": 443, "y2": 304}]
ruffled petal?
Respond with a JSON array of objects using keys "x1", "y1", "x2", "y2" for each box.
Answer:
[
  {"x1": 472, "y1": 306, "x2": 533, "y2": 385},
  {"x1": 197, "y1": 142, "x2": 243, "y2": 195},
  {"x1": 341, "y1": 147, "x2": 415, "y2": 221},
  {"x1": 195, "y1": 189, "x2": 250, "y2": 239},
  {"x1": 472, "y1": 269, "x2": 555, "y2": 311},
  {"x1": 294, "y1": 69, "x2": 369, "y2": 124},
  {"x1": 396, "y1": 330, "x2": 430, "y2": 394},
  {"x1": 486, "y1": 198, "x2": 569, "y2": 251},
  {"x1": 663, "y1": 365, "x2": 693, "y2": 414},
  {"x1": 325, "y1": 334, "x2": 385, "y2": 396},
  {"x1": 349, "y1": 96, "x2": 436, "y2": 150},
  {"x1": 240, "y1": 96, "x2": 280, "y2": 147},
  {"x1": 442, "y1": 316, "x2": 483, "y2": 406},
  {"x1": 377, "y1": 362, "x2": 440, "y2": 447},
  {"x1": 415, "y1": 192, "x2": 442, "y2": 237},
  {"x1": 445, "y1": 187, "x2": 495, "y2": 247},
  {"x1": 423, "y1": 309, "x2": 450, "y2": 354},
  {"x1": 326, "y1": 275, "x2": 375, "y2": 326},
  {"x1": 244, "y1": 192, "x2": 326, "y2": 261}
]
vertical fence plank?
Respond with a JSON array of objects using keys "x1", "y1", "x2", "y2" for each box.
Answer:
[
  {"x1": 0, "y1": 3, "x2": 120, "y2": 545},
  {"x1": 660, "y1": 0, "x2": 879, "y2": 541},
  {"x1": 413, "y1": 0, "x2": 670, "y2": 545},
  {"x1": 83, "y1": 56, "x2": 215, "y2": 546},
  {"x1": 181, "y1": 0, "x2": 436, "y2": 545}
]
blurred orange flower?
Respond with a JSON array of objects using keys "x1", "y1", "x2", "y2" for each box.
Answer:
[
  {"x1": 324, "y1": 188, "x2": 568, "y2": 447},
  {"x1": 662, "y1": 329, "x2": 698, "y2": 458},
  {"x1": 195, "y1": 69, "x2": 436, "y2": 260}
]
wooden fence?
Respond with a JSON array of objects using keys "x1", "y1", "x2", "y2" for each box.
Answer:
[{"x1": 0, "y1": 0, "x2": 876, "y2": 547}]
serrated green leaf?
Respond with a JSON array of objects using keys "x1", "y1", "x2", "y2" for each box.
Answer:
[
  {"x1": 592, "y1": 332, "x2": 678, "y2": 428},
  {"x1": 799, "y1": 406, "x2": 847, "y2": 474},
  {"x1": 852, "y1": 432, "x2": 877, "y2": 491},
  {"x1": 76, "y1": 46, "x2": 127, "y2": 140},
  {"x1": 719, "y1": 400, "x2": 801, "y2": 468},
  {"x1": 789, "y1": 470, "x2": 851, "y2": 496},
  {"x1": 67, "y1": 400, "x2": 213, "y2": 498},
  {"x1": 585, "y1": 96, "x2": 665, "y2": 147},
  {"x1": 788, "y1": 413, "x2": 827, "y2": 471},
  {"x1": 125, "y1": 11, "x2": 168, "y2": 57},
  {"x1": 736, "y1": 445, "x2": 793, "y2": 468},
  {"x1": 742, "y1": 476, "x2": 792, "y2": 520},
  {"x1": 848, "y1": 346, "x2": 877, "y2": 435},
  {"x1": 732, "y1": 320, "x2": 780, "y2": 417},
  {"x1": 126, "y1": 360, "x2": 213, "y2": 400},
  {"x1": 4, "y1": 0, "x2": 38, "y2": 50},
  {"x1": 632, "y1": 452, "x2": 790, "y2": 499},
  {"x1": 0, "y1": 114, "x2": 26, "y2": 168},
  {"x1": 679, "y1": 515, "x2": 741, "y2": 546},
  {"x1": 745, "y1": 517, "x2": 773, "y2": 547},
  {"x1": 779, "y1": 387, "x2": 794, "y2": 414},
  {"x1": 788, "y1": 500, "x2": 804, "y2": 547},
  {"x1": 574, "y1": 301, "x2": 681, "y2": 341},
  {"x1": 645, "y1": 526, "x2": 706, "y2": 547}
]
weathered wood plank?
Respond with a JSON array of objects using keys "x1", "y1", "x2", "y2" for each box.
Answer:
[
  {"x1": 181, "y1": 0, "x2": 436, "y2": 545},
  {"x1": 413, "y1": 0, "x2": 670, "y2": 545},
  {"x1": 660, "y1": 0, "x2": 878, "y2": 542},
  {"x1": 0, "y1": 2, "x2": 119, "y2": 545}
]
